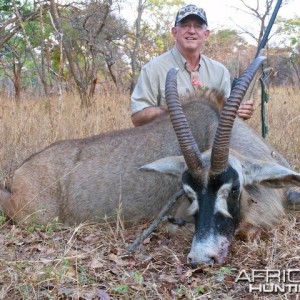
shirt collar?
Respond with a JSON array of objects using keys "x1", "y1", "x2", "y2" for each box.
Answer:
[
  {"x1": 171, "y1": 46, "x2": 201, "y2": 72},
  {"x1": 171, "y1": 46, "x2": 185, "y2": 70}
]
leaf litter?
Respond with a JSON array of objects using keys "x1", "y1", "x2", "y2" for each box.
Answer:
[{"x1": 1, "y1": 212, "x2": 300, "y2": 299}]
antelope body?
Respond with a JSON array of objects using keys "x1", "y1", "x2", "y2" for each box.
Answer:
[
  {"x1": 0, "y1": 94, "x2": 230, "y2": 225},
  {"x1": 0, "y1": 57, "x2": 299, "y2": 266}
]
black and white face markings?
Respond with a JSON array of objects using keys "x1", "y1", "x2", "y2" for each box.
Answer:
[{"x1": 182, "y1": 165, "x2": 242, "y2": 265}]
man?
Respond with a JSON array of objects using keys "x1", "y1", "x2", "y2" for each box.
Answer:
[{"x1": 131, "y1": 4, "x2": 254, "y2": 127}]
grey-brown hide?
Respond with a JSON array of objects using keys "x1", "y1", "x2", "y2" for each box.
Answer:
[
  {"x1": 0, "y1": 90, "x2": 293, "y2": 230},
  {"x1": 0, "y1": 92, "x2": 225, "y2": 225}
]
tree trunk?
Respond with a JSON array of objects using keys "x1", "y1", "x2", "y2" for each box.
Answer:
[
  {"x1": 130, "y1": 0, "x2": 144, "y2": 93},
  {"x1": 13, "y1": 61, "x2": 21, "y2": 101},
  {"x1": 13, "y1": 2, "x2": 49, "y2": 96},
  {"x1": 49, "y1": 0, "x2": 90, "y2": 108},
  {"x1": 39, "y1": 1, "x2": 49, "y2": 96}
]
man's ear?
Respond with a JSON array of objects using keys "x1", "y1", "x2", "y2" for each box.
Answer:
[
  {"x1": 171, "y1": 26, "x2": 178, "y2": 38},
  {"x1": 204, "y1": 28, "x2": 210, "y2": 39},
  {"x1": 139, "y1": 156, "x2": 187, "y2": 177},
  {"x1": 243, "y1": 162, "x2": 300, "y2": 188}
]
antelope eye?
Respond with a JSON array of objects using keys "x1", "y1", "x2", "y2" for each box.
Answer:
[{"x1": 231, "y1": 185, "x2": 239, "y2": 194}]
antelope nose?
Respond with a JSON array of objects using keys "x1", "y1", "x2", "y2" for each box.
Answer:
[{"x1": 187, "y1": 253, "x2": 215, "y2": 268}]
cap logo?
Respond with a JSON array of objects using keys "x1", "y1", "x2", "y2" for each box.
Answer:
[{"x1": 175, "y1": 5, "x2": 208, "y2": 26}]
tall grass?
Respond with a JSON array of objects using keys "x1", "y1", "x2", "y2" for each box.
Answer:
[
  {"x1": 248, "y1": 86, "x2": 300, "y2": 171},
  {"x1": 1, "y1": 86, "x2": 298, "y2": 179},
  {"x1": 0, "y1": 92, "x2": 132, "y2": 181}
]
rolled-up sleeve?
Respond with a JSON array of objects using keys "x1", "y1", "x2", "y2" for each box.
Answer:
[
  {"x1": 130, "y1": 64, "x2": 159, "y2": 115},
  {"x1": 221, "y1": 68, "x2": 231, "y2": 98}
]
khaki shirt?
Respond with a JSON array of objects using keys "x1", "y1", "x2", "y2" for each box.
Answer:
[{"x1": 131, "y1": 46, "x2": 231, "y2": 115}]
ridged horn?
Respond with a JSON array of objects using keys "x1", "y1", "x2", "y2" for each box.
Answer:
[
  {"x1": 165, "y1": 68, "x2": 204, "y2": 177},
  {"x1": 210, "y1": 56, "x2": 267, "y2": 173}
]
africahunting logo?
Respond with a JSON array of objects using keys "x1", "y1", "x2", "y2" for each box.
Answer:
[{"x1": 235, "y1": 269, "x2": 300, "y2": 293}]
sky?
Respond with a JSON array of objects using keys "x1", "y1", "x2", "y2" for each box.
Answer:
[
  {"x1": 121, "y1": 0, "x2": 298, "y2": 45},
  {"x1": 184, "y1": 0, "x2": 299, "y2": 31}
]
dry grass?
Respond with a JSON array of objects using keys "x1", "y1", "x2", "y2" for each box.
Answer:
[
  {"x1": 0, "y1": 93, "x2": 132, "y2": 181},
  {"x1": 0, "y1": 86, "x2": 299, "y2": 299},
  {"x1": 248, "y1": 86, "x2": 300, "y2": 171}
]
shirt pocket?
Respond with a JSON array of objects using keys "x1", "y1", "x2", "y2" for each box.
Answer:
[{"x1": 178, "y1": 86, "x2": 191, "y2": 97}]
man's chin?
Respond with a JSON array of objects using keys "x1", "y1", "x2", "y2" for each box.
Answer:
[{"x1": 183, "y1": 45, "x2": 200, "y2": 52}]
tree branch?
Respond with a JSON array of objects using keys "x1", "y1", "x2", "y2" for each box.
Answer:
[
  {"x1": 127, "y1": 188, "x2": 184, "y2": 252},
  {"x1": 0, "y1": 7, "x2": 49, "y2": 49}
]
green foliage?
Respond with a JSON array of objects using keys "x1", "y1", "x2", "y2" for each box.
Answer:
[
  {"x1": 133, "y1": 271, "x2": 144, "y2": 285},
  {"x1": 0, "y1": 0, "x2": 19, "y2": 15},
  {"x1": 0, "y1": 0, "x2": 55, "y2": 96},
  {"x1": 207, "y1": 29, "x2": 246, "y2": 48},
  {"x1": 275, "y1": 16, "x2": 300, "y2": 85},
  {"x1": 26, "y1": 216, "x2": 60, "y2": 234},
  {"x1": 276, "y1": 16, "x2": 300, "y2": 48},
  {"x1": 176, "y1": 284, "x2": 186, "y2": 296},
  {"x1": 128, "y1": 0, "x2": 184, "y2": 67},
  {"x1": 218, "y1": 266, "x2": 236, "y2": 275},
  {"x1": 0, "y1": 1, "x2": 299, "y2": 97},
  {"x1": 23, "y1": 16, "x2": 53, "y2": 48},
  {"x1": 0, "y1": 0, "x2": 33, "y2": 19},
  {"x1": 112, "y1": 284, "x2": 129, "y2": 295},
  {"x1": 0, "y1": 211, "x2": 6, "y2": 225},
  {"x1": 195, "y1": 285, "x2": 205, "y2": 294},
  {"x1": 216, "y1": 29, "x2": 240, "y2": 42},
  {"x1": 78, "y1": 264, "x2": 93, "y2": 284}
]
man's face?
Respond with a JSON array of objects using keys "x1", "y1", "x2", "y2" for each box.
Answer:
[{"x1": 172, "y1": 16, "x2": 210, "y2": 53}]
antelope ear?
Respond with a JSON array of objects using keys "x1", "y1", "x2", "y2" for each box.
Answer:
[
  {"x1": 139, "y1": 156, "x2": 187, "y2": 177},
  {"x1": 243, "y1": 162, "x2": 300, "y2": 188}
]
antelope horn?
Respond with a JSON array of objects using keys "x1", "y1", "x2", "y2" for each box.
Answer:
[
  {"x1": 165, "y1": 68, "x2": 204, "y2": 177},
  {"x1": 210, "y1": 56, "x2": 267, "y2": 173}
]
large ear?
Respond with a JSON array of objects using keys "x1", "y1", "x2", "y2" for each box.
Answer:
[
  {"x1": 139, "y1": 156, "x2": 187, "y2": 177},
  {"x1": 243, "y1": 162, "x2": 300, "y2": 188}
]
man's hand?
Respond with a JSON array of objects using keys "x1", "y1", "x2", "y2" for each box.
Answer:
[{"x1": 238, "y1": 99, "x2": 254, "y2": 120}]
